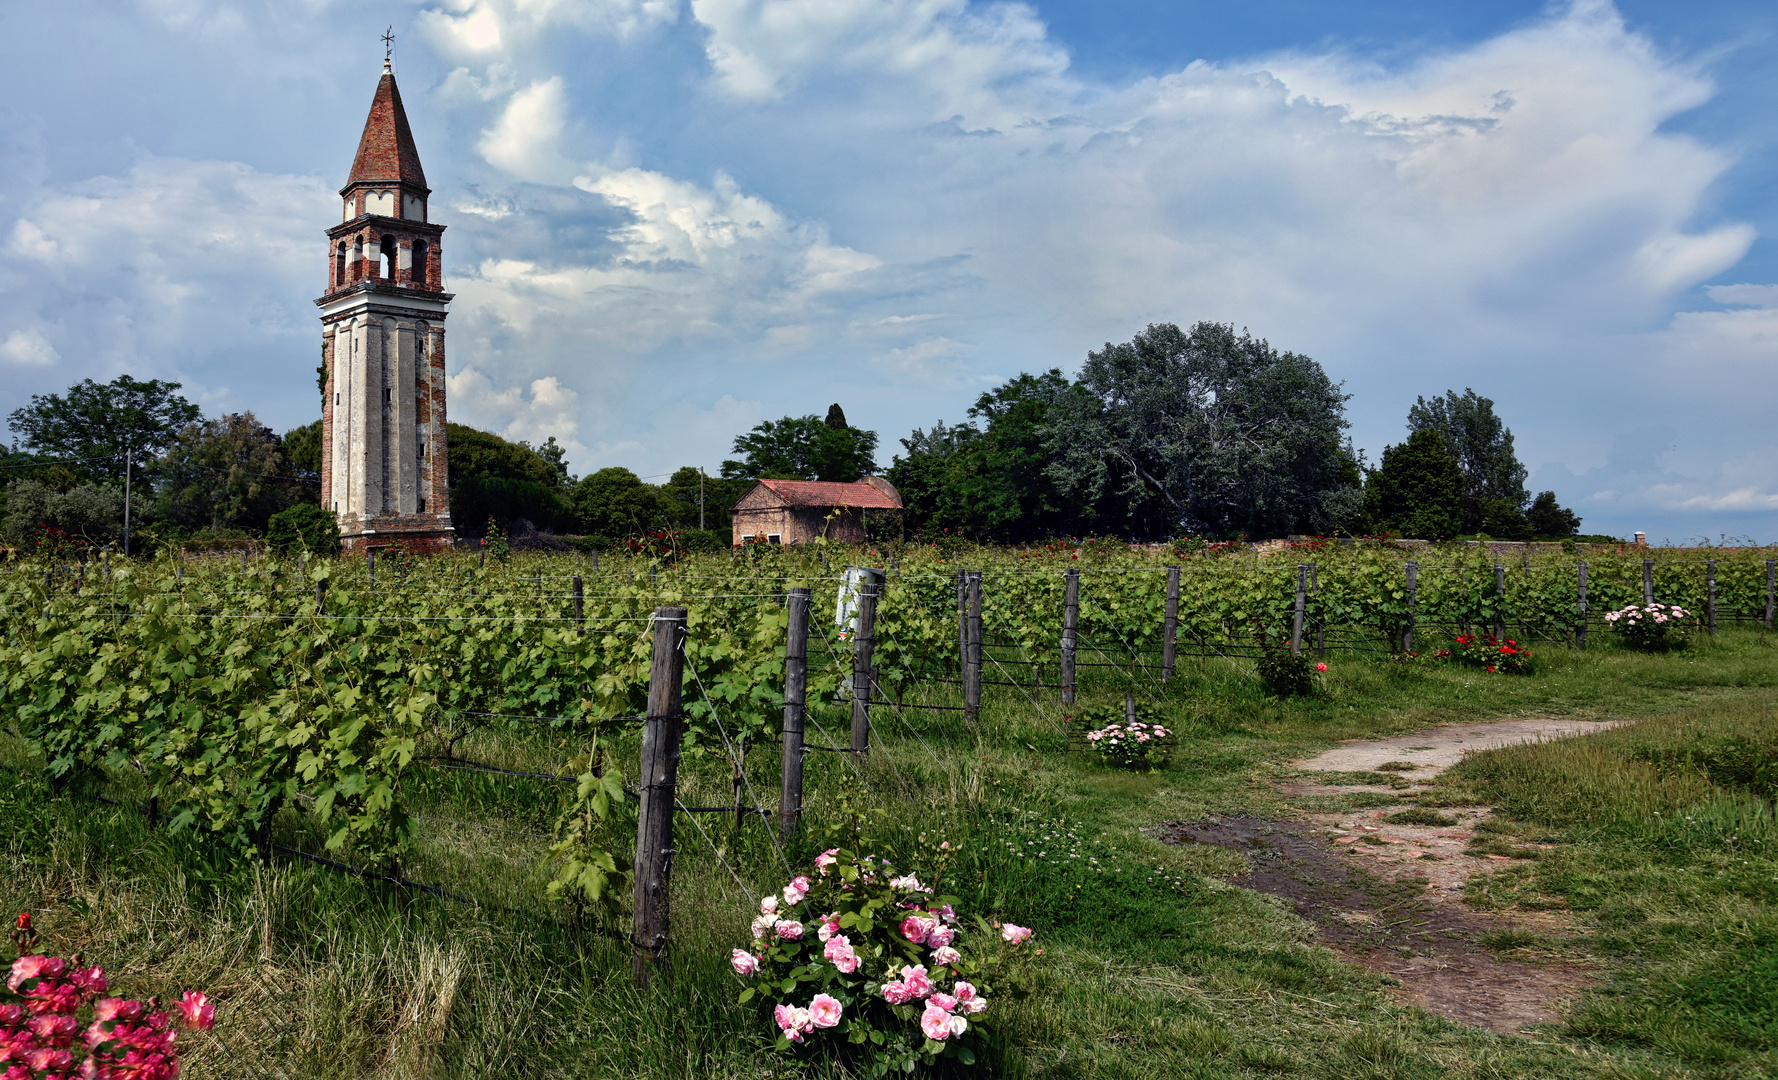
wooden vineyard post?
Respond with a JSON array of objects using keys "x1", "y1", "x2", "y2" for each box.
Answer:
[
  {"x1": 368, "y1": 549, "x2": 376, "y2": 587},
  {"x1": 1766, "y1": 560, "x2": 1776, "y2": 631},
  {"x1": 1643, "y1": 560, "x2": 1654, "y2": 605},
  {"x1": 1576, "y1": 562, "x2": 1588, "y2": 648},
  {"x1": 1493, "y1": 565, "x2": 1506, "y2": 641},
  {"x1": 1312, "y1": 563, "x2": 1324, "y2": 658},
  {"x1": 1061, "y1": 569, "x2": 1080, "y2": 707},
  {"x1": 1161, "y1": 566, "x2": 1180, "y2": 681},
  {"x1": 956, "y1": 569, "x2": 968, "y2": 676},
  {"x1": 1125, "y1": 692, "x2": 1136, "y2": 724},
  {"x1": 1707, "y1": 559, "x2": 1717, "y2": 635},
  {"x1": 240, "y1": 548, "x2": 248, "y2": 571},
  {"x1": 964, "y1": 571, "x2": 983, "y2": 724},
  {"x1": 850, "y1": 583, "x2": 878, "y2": 756},
  {"x1": 315, "y1": 578, "x2": 327, "y2": 616},
  {"x1": 573, "y1": 575, "x2": 584, "y2": 631},
  {"x1": 779, "y1": 588, "x2": 810, "y2": 838},
  {"x1": 1291, "y1": 564, "x2": 1308, "y2": 658},
  {"x1": 632, "y1": 605, "x2": 687, "y2": 990},
  {"x1": 591, "y1": 551, "x2": 599, "y2": 575},
  {"x1": 1403, "y1": 561, "x2": 1418, "y2": 654}
]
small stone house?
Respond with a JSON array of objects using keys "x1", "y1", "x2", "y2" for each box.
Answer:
[{"x1": 730, "y1": 478, "x2": 902, "y2": 546}]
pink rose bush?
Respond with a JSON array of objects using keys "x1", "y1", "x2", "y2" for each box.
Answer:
[
  {"x1": 1604, "y1": 602, "x2": 1692, "y2": 652},
  {"x1": 1083, "y1": 720, "x2": 1173, "y2": 771},
  {"x1": 733, "y1": 844, "x2": 1038, "y2": 1071},
  {"x1": 2, "y1": 929, "x2": 214, "y2": 1080}
]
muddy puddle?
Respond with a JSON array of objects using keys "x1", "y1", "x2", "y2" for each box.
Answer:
[{"x1": 1157, "y1": 717, "x2": 1625, "y2": 1035}]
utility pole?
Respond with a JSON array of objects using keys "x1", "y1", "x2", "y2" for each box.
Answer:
[{"x1": 122, "y1": 436, "x2": 133, "y2": 557}]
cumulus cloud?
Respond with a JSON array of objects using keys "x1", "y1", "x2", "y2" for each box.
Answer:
[
  {"x1": 0, "y1": 155, "x2": 329, "y2": 418},
  {"x1": 0, "y1": 329, "x2": 59, "y2": 367},
  {"x1": 448, "y1": 365, "x2": 588, "y2": 456},
  {"x1": 478, "y1": 77, "x2": 576, "y2": 181}
]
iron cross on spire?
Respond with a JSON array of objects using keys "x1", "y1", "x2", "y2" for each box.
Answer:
[{"x1": 381, "y1": 26, "x2": 394, "y2": 63}]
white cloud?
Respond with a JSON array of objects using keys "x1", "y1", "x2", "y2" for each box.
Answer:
[
  {"x1": 1707, "y1": 283, "x2": 1778, "y2": 308},
  {"x1": 421, "y1": 0, "x2": 676, "y2": 57},
  {"x1": 447, "y1": 365, "x2": 588, "y2": 457},
  {"x1": 0, "y1": 329, "x2": 59, "y2": 367},
  {"x1": 691, "y1": 0, "x2": 1069, "y2": 121},
  {"x1": 478, "y1": 77, "x2": 575, "y2": 181}
]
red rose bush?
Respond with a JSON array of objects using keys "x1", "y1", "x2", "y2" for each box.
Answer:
[{"x1": 733, "y1": 844, "x2": 1034, "y2": 1073}]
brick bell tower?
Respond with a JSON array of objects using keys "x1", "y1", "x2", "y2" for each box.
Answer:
[{"x1": 317, "y1": 53, "x2": 454, "y2": 554}]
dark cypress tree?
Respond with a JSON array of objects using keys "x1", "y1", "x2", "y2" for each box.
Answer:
[{"x1": 1364, "y1": 428, "x2": 1463, "y2": 538}]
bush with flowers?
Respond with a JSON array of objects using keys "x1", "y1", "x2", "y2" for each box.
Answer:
[
  {"x1": 1432, "y1": 633, "x2": 1533, "y2": 674},
  {"x1": 1072, "y1": 704, "x2": 1174, "y2": 771},
  {"x1": 1604, "y1": 602, "x2": 1691, "y2": 653},
  {"x1": 730, "y1": 836, "x2": 1036, "y2": 1074},
  {"x1": 3, "y1": 913, "x2": 214, "y2": 1080}
]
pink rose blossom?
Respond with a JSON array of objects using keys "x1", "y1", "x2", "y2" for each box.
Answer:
[
  {"x1": 791, "y1": 876, "x2": 812, "y2": 893},
  {"x1": 1001, "y1": 923, "x2": 1033, "y2": 944},
  {"x1": 899, "y1": 915, "x2": 937, "y2": 945},
  {"x1": 880, "y1": 980, "x2": 911, "y2": 1005},
  {"x1": 937, "y1": 904, "x2": 957, "y2": 925},
  {"x1": 92, "y1": 998, "x2": 143, "y2": 1024},
  {"x1": 750, "y1": 914, "x2": 777, "y2": 940},
  {"x1": 775, "y1": 921, "x2": 805, "y2": 941},
  {"x1": 949, "y1": 1013, "x2": 970, "y2": 1037},
  {"x1": 176, "y1": 990, "x2": 214, "y2": 1032},
  {"x1": 808, "y1": 994, "x2": 843, "y2": 1029},
  {"x1": 889, "y1": 874, "x2": 925, "y2": 891},
  {"x1": 919, "y1": 1004, "x2": 952, "y2": 1041},
  {"x1": 782, "y1": 883, "x2": 807, "y2": 906},
  {"x1": 930, "y1": 946, "x2": 961, "y2": 967},
  {"x1": 26, "y1": 1047, "x2": 74, "y2": 1073},
  {"x1": 900, "y1": 965, "x2": 934, "y2": 998},
  {"x1": 926, "y1": 924, "x2": 955, "y2": 948},
  {"x1": 7, "y1": 956, "x2": 62, "y2": 993},
  {"x1": 730, "y1": 949, "x2": 760, "y2": 976},
  {"x1": 759, "y1": 895, "x2": 779, "y2": 916},
  {"x1": 823, "y1": 935, "x2": 861, "y2": 974},
  {"x1": 814, "y1": 849, "x2": 839, "y2": 875},
  {"x1": 929, "y1": 992, "x2": 958, "y2": 1012}
]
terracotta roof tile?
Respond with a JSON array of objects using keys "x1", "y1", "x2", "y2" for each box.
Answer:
[
  {"x1": 749, "y1": 478, "x2": 902, "y2": 509},
  {"x1": 346, "y1": 72, "x2": 427, "y2": 190}
]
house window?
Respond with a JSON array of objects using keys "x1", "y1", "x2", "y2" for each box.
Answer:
[
  {"x1": 768, "y1": 534, "x2": 782, "y2": 545},
  {"x1": 418, "y1": 498, "x2": 426, "y2": 512}
]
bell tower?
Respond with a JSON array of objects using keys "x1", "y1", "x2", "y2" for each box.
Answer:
[{"x1": 317, "y1": 52, "x2": 454, "y2": 553}]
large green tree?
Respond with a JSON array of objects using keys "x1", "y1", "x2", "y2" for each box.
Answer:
[
  {"x1": 659, "y1": 466, "x2": 747, "y2": 532},
  {"x1": 1406, "y1": 389, "x2": 1528, "y2": 532},
  {"x1": 281, "y1": 421, "x2": 323, "y2": 505},
  {"x1": 721, "y1": 409, "x2": 878, "y2": 483},
  {"x1": 6, "y1": 376, "x2": 201, "y2": 483},
  {"x1": 1045, "y1": 322, "x2": 1359, "y2": 538},
  {"x1": 446, "y1": 424, "x2": 574, "y2": 533},
  {"x1": 571, "y1": 467, "x2": 672, "y2": 540},
  {"x1": 1525, "y1": 490, "x2": 1582, "y2": 539},
  {"x1": 889, "y1": 371, "x2": 1084, "y2": 541},
  {"x1": 151, "y1": 412, "x2": 304, "y2": 534},
  {"x1": 1363, "y1": 428, "x2": 1464, "y2": 539}
]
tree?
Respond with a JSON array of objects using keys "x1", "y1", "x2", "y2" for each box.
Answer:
[
  {"x1": 7, "y1": 376, "x2": 201, "y2": 483},
  {"x1": 282, "y1": 421, "x2": 323, "y2": 505},
  {"x1": 518, "y1": 435, "x2": 574, "y2": 489},
  {"x1": 1, "y1": 481, "x2": 124, "y2": 547},
  {"x1": 888, "y1": 371, "x2": 1084, "y2": 542},
  {"x1": 268, "y1": 503, "x2": 341, "y2": 556},
  {"x1": 1406, "y1": 389, "x2": 1528, "y2": 532},
  {"x1": 1525, "y1": 490, "x2": 1582, "y2": 538},
  {"x1": 571, "y1": 467, "x2": 672, "y2": 541},
  {"x1": 150, "y1": 413, "x2": 304, "y2": 534},
  {"x1": 721, "y1": 413, "x2": 878, "y2": 483},
  {"x1": 1363, "y1": 429, "x2": 1463, "y2": 538},
  {"x1": 659, "y1": 467, "x2": 747, "y2": 532},
  {"x1": 1044, "y1": 322, "x2": 1358, "y2": 538},
  {"x1": 446, "y1": 424, "x2": 574, "y2": 534}
]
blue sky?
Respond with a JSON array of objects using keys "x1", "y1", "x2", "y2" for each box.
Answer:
[{"x1": 2, "y1": 0, "x2": 1775, "y2": 543}]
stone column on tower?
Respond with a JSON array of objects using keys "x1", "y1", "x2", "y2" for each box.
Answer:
[{"x1": 317, "y1": 57, "x2": 454, "y2": 554}]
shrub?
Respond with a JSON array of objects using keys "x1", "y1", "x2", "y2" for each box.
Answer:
[
  {"x1": 267, "y1": 503, "x2": 340, "y2": 556},
  {"x1": 1604, "y1": 602, "x2": 1691, "y2": 652},
  {"x1": 1256, "y1": 651, "x2": 1319, "y2": 696},
  {"x1": 1073, "y1": 704, "x2": 1174, "y2": 770},
  {"x1": 733, "y1": 844, "x2": 1036, "y2": 1074},
  {"x1": 1434, "y1": 632, "x2": 1532, "y2": 674}
]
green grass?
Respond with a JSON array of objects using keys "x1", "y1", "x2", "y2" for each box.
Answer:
[{"x1": 3, "y1": 628, "x2": 1776, "y2": 1077}]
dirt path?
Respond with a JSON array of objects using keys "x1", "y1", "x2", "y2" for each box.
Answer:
[{"x1": 1161, "y1": 717, "x2": 1625, "y2": 1035}]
